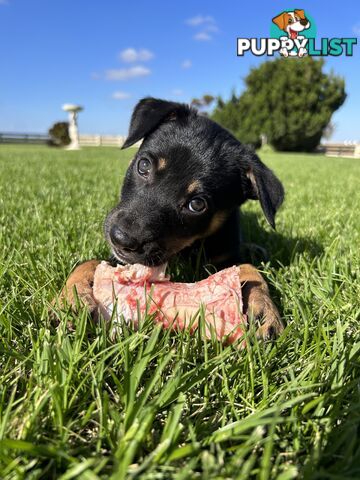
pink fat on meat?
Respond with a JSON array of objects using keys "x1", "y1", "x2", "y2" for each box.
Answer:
[{"x1": 93, "y1": 261, "x2": 247, "y2": 344}]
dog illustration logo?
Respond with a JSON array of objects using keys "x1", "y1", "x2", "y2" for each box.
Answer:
[{"x1": 272, "y1": 9, "x2": 310, "y2": 57}]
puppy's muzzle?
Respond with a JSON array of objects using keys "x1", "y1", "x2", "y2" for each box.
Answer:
[
  {"x1": 109, "y1": 223, "x2": 165, "y2": 266},
  {"x1": 110, "y1": 225, "x2": 140, "y2": 253}
]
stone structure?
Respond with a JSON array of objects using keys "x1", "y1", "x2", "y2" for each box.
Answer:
[{"x1": 62, "y1": 104, "x2": 84, "y2": 150}]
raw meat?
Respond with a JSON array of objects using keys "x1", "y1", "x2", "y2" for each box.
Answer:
[{"x1": 93, "y1": 261, "x2": 247, "y2": 344}]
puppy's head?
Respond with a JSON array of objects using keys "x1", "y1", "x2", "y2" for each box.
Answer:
[
  {"x1": 105, "y1": 97, "x2": 284, "y2": 266},
  {"x1": 272, "y1": 10, "x2": 310, "y2": 39}
]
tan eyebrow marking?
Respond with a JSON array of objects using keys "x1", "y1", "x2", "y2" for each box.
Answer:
[
  {"x1": 158, "y1": 158, "x2": 167, "y2": 170},
  {"x1": 187, "y1": 180, "x2": 201, "y2": 193}
]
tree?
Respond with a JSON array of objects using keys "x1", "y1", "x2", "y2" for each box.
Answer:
[
  {"x1": 191, "y1": 94, "x2": 215, "y2": 115},
  {"x1": 48, "y1": 122, "x2": 70, "y2": 147},
  {"x1": 212, "y1": 58, "x2": 346, "y2": 151}
]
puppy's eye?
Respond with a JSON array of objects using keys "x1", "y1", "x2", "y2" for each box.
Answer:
[
  {"x1": 288, "y1": 18, "x2": 293, "y2": 24},
  {"x1": 137, "y1": 158, "x2": 151, "y2": 177},
  {"x1": 188, "y1": 197, "x2": 207, "y2": 213}
]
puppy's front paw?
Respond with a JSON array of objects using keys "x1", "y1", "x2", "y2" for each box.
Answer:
[
  {"x1": 239, "y1": 264, "x2": 284, "y2": 341},
  {"x1": 254, "y1": 296, "x2": 284, "y2": 340},
  {"x1": 51, "y1": 260, "x2": 100, "y2": 324},
  {"x1": 51, "y1": 282, "x2": 99, "y2": 328},
  {"x1": 58, "y1": 283, "x2": 98, "y2": 314}
]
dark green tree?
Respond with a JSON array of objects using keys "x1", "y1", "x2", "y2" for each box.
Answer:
[
  {"x1": 212, "y1": 58, "x2": 346, "y2": 151},
  {"x1": 48, "y1": 122, "x2": 70, "y2": 147}
]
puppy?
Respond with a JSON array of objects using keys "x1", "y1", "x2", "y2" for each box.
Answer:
[
  {"x1": 57, "y1": 98, "x2": 285, "y2": 339},
  {"x1": 272, "y1": 9, "x2": 310, "y2": 57}
]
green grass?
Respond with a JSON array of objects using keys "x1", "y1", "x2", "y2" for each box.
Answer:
[{"x1": 0, "y1": 144, "x2": 359, "y2": 479}]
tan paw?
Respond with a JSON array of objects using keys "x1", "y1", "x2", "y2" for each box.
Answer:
[{"x1": 254, "y1": 296, "x2": 284, "y2": 340}]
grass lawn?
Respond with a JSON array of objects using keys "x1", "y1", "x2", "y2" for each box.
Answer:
[{"x1": 0, "y1": 144, "x2": 359, "y2": 479}]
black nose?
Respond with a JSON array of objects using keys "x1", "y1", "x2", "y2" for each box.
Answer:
[
  {"x1": 110, "y1": 225, "x2": 139, "y2": 252},
  {"x1": 300, "y1": 18, "x2": 308, "y2": 26}
]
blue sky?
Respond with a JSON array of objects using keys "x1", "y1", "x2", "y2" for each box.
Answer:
[{"x1": 0, "y1": 0, "x2": 359, "y2": 140}]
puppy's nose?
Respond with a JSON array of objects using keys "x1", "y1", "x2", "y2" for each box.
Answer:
[
  {"x1": 110, "y1": 225, "x2": 139, "y2": 252},
  {"x1": 300, "y1": 18, "x2": 308, "y2": 26}
]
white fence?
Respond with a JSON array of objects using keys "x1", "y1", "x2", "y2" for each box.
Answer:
[
  {"x1": 0, "y1": 132, "x2": 50, "y2": 144},
  {"x1": 79, "y1": 135, "x2": 141, "y2": 147},
  {"x1": 0, "y1": 132, "x2": 140, "y2": 148},
  {"x1": 0, "y1": 133, "x2": 359, "y2": 156},
  {"x1": 321, "y1": 143, "x2": 360, "y2": 158},
  {"x1": 79, "y1": 134, "x2": 125, "y2": 147}
]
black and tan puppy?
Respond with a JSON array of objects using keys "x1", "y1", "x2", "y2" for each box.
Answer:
[{"x1": 58, "y1": 98, "x2": 284, "y2": 339}]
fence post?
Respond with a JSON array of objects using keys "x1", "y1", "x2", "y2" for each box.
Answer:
[{"x1": 354, "y1": 144, "x2": 360, "y2": 159}]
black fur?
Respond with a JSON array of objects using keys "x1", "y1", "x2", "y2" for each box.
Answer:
[{"x1": 105, "y1": 97, "x2": 284, "y2": 267}]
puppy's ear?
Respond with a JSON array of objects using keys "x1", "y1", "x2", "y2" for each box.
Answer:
[
  {"x1": 294, "y1": 9, "x2": 305, "y2": 19},
  {"x1": 272, "y1": 12, "x2": 288, "y2": 31},
  {"x1": 244, "y1": 152, "x2": 284, "y2": 229},
  {"x1": 122, "y1": 97, "x2": 191, "y2": 149}
]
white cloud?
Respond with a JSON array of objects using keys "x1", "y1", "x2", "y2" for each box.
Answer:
[
  {"x1": 353, "y1": 23, "x2": 360, "y2": 36},
  {"x1": 119, "y1": 48, "x2": 154, "y2": 63},
  {"x1": 186, "y1": 14, "x2": 219, "y2": 41},
  {"x1": 112, "y1": 91, "x2": 131, "y2": 100},
  {"x1": 194, "y1": 32, "x2": 212, "y2": 41},
  {"x1": 172, "y1": 89, "x2": 183, "y2": 96},
  {"x1": 186, "y1": 15, "x2": 215, "y2": 26},
  {"x1": 181, "y1": 59, "x2": 192, "y2": 69},
  {"x1": 105, "y1": 65, "x2": 151, "y2": 81}
]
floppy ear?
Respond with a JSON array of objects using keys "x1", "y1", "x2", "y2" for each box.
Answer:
[
  {"x1": 244, "y1": 152, "x2": 285, "y2": 229},
  {"x1": 272, "y1": 12, "x2": 287, "y2": 31},
  {"x1": 122, "y1": 97, "x2": 191, "y2": 149},
  {"x1": 294, "y1": 9, "x2": 305, "y2": 19}
]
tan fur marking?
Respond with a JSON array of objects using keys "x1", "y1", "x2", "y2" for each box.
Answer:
[
  {"x1": 168, "y1": 235, "x2": 199, "y2": 254},
  {"x1": 205, "y1": 211, "x2": 229, "y2": 237},
  {"x1": 158, "y1": 158, "x2": 167, "y2": 170},
  {"x1": 187, "y1": 180, "x2": 201, "y2": 193},
  {"x1": 168, "y1": 210, "x2": 227, "y2": 254}
]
